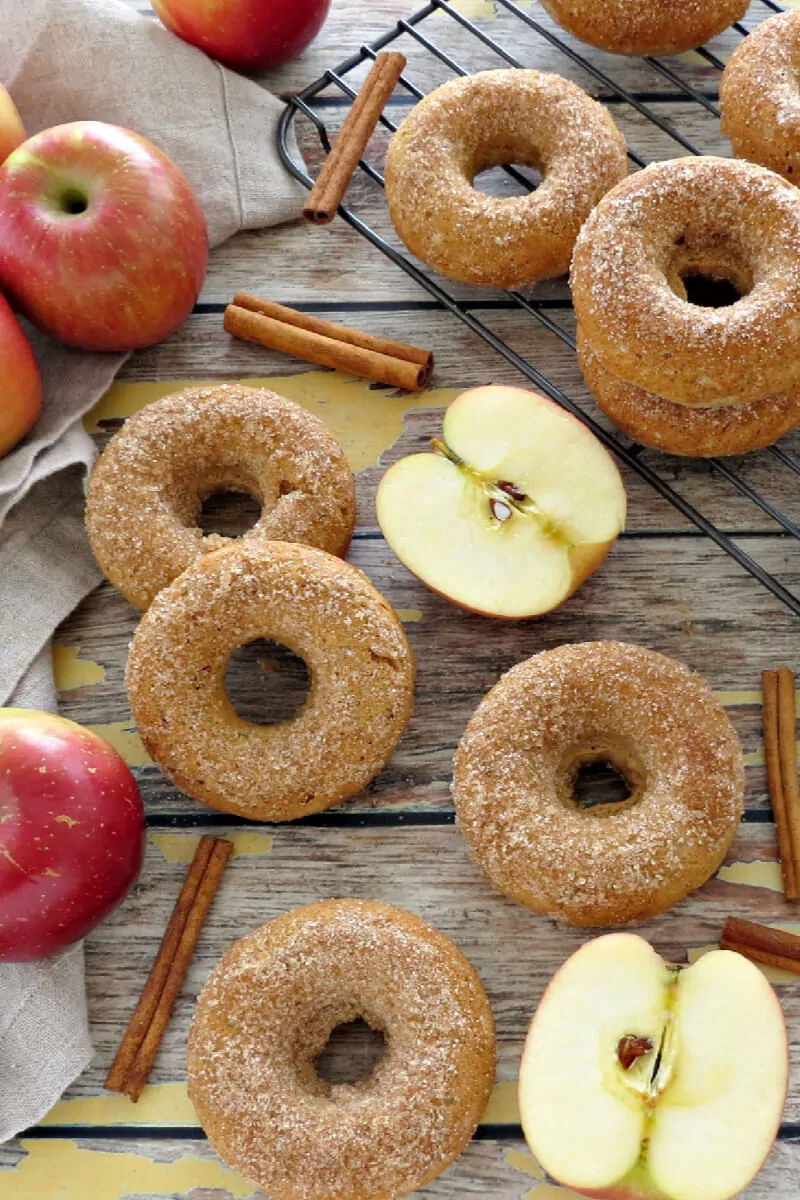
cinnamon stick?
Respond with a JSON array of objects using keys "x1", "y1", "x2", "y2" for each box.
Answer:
[
  {"x1": 304, "y1": 51, "x2": 407, "y2": 224},
  {"x1": 104, "y1": 835, "x2": 218, "y2": 1094},
  {"x1": 123, "y1": 837, "x2": 233, "y2": 1102},
  {"x1": 763, "y1": 670, "x2": 797, "y2": 900},
  {"x1": 224, "y1": 301, "x2": 433, "y2": 391},
  {"x1": 104, "y1": 836, "x2": 232, "y2": 1100},
  {"x1": 720, "y1": 916, "x2": 800, "y2": 975},
  {"x1": 777, "y1": 666, "x2": 800, "y2": 898}
]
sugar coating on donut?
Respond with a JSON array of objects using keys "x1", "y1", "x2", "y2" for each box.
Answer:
[
  {"x1": 187, "y1": 899, "x2": 496, "y2": 1200},
  {"x1": 539, "y1": 0, "x2": 748, "y2": 56},
  {"x1": 126, "y1": 541, "x2": 415, "y2": 821},
  {"x1": 385, "y1": 69, "x2": 627, "y2": 288},
  {"x1": 86, "y1": 384, "x2": 356, "y2": 609},
  {"x1": 453, "y1": 641, "x2": 744, "y2": 927},
  {"x1": 721, "y1": 11, "x2": 800, "y2": 184},
  {"x1": 571, "y1": 157, "x2": 800, "y2": 407},
  {"x1": 577, "y1": 325, "x2": 800, "y2": 456}
]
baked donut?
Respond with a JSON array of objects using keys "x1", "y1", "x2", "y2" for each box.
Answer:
[
  {"x1": 721, "y1": 11, "x2": 800, "y2": 184},
  {"x1": 571, "y1": 157, "x2": 800, "y2": 407},
  {"x1": 187, "y1": 899, "x2": 496, "y2": 1200},
  {"x1": 453, "y1": 641, "x2": 744, "y2": 927},
  {"x1": 540, "y1": 0, "x2": 748, "y2": 56},
  {"x1": 86, "y1": 383, "x2": 356, "y2": 609},
  {"x1": 577, "y1": 327, "x2": 800, "y2": 456},
  {"x1": 126, "y1": 541, "x2": 415, "y2": 821},
  {"x1": 385, "y1": 70, "x2": 627, "y2": 289}
]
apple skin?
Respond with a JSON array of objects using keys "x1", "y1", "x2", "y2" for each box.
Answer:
[
  {"x1": 0, "y1": 292, "x2": 42, "y2": 457},
  {"x1": 0, "y1": 709, "x2": 146, "y2": 962},
  {"x1": 0, "y1": 121, "x2": 208, "y2": 352},
  {"x1": 0, "y1": 83, "x2": 25, "y2": 167},
  {"x1": 152, "y1": 0, "x2": 331, "y2": 71}
]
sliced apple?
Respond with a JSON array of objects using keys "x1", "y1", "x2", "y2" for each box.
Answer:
[
  {"x1": 519, "y1": 933, "x2": 788, "y2": 1200},
  {"x1": 375, "y1": 386, "x2": 626, "y2": 618}
]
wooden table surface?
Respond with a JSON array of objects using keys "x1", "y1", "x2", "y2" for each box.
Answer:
[{"x1": 3, "y1": 1, "x2": 800, "y2": 1196}]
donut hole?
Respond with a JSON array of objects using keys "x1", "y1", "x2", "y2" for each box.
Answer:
[
  {"x1": 224, "y1": 638, "x2": 310, "y2": 725},
  {"x1": 559, "y1": 741, "x2": 646, "y2": 818},
  {"x1": 315, "y1": 1018, "x2": 387, "y2": 1086},
  {"x1": 199, "y1": 489, "x2": 262, "y2": 537},
  {"x1": 680, "y1": 272, "x2": 744, "y2": 309},
  {"x1": 472, "y1": 163, "x2": 542, "y2": 198}
]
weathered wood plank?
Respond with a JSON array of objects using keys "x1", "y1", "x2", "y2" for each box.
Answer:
[
  {"x1": 55, "y1": 531, "x2": 796, "y2": 816},
  {"x1": 112, "y1": 313, "x2": 800, "y2": 534},
  {"x1": 2, "y1": 1134, "x2": 799, "y2": 1199},
  {"x1": 22, "y1": 823, "x2": 800, "y2": 1120}
]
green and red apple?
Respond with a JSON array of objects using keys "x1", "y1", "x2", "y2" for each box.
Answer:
[
  {"x1": 152, "y1": 0, "x2": 331, "y2": 70},
  {"x1": 0, "y1": 121, "x2": 208, "y2": 352},
  {"x1": 519, "y1": 933, "x2": 788, "y2": 1200},
  {"x1": 0, "y1": 709, "x2": 145, "y2": 961},
  {"x1": 0, "y1": 292, "x2": 42, "y2": 457},
  {"x1": 0, "y1": 83, "x2": 25, "y2": 167},
  {"x1": 376, "y1": 385, "x2": 626, "y2": 618}
]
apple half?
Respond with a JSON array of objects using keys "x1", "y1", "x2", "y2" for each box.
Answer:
[
  {"x1": 519, "y1": 933, "x2": 788, "y2": 1200},
  {"x1": 375, "y1": 386, "x2": 626, "y2": 618}
]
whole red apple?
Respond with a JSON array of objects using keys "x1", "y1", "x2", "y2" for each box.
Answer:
[
  {"x1": 152, "y1": 0, "x2": 331, "y2": 71},
  {"x1": 0, "y1": 293, "x2": 42, "y2": 457},
  {"x1": 0, "y1": 122, "x2": 208, "y2": 352},
  {"x1": 0, "y1": 83, "x2": 25, "y2": 167},
  {"x1": 0, "y1": 709, "x2": 146, "y2": 962}
]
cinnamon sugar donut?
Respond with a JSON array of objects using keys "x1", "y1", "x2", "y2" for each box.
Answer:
[
  {"x1": 571, "y1": 157, "x2": 800, "y2": 407},
  {"x1": 540, "y1": 0, "x2": 748, "y2": 56},
  {"x1": 721, "y1": 11, "x2": 800, "y2": 184},
  {"x1": 385, "y1": 70, "x2": 627, "y2": 289},
  {"x1": 187, "y1": 899, "x2": 496, "y2": 1200},
  {"x1": 453, "y1": 642, "x2": 744, "y2": 927},
  {"x1": 86, "y1": 384, "x2": 356, "y2": 610},
  {"x1": 577, "y1": 327, "x2": 800, "y2": 456},
  {"x1": 126, "y1": 541, "x2": 415, "y2": 821}
]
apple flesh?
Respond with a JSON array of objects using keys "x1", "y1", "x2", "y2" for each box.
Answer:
[
  {"x1": 0, "y1": 83, "x2": 25, "y2": 167},
  {"x1": 0, "y1": 709, "x2": 146, "y2": 962},
  {"x1": 152, "y1": 0, "x2": 331, "y2": 71},
  {"x1": 0, "y1": 121, "x2": 208, "y2": 352},
  {"x1": 519, "y1": 933, "x2": 788, "y2": 1200},
  {"x1": 376, "y1": 385, "x2": 626, "y2": 619},
  {"x1": 0, "y1": 292, "x2": 42, "y2": 457}
]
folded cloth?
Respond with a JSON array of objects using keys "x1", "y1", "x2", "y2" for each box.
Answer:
[{"x1": 0, "y1": 0, "x2": 304, "y2": 1142}]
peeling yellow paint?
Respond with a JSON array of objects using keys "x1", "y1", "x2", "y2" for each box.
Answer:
[
  {"x1": 717, "y1": 860, "x2": 783, "y2": 893},
  {"x1": 84, "y1": 374, "x2": 458, "y2": 475},
  {"x1": 506, "y1": 1148, "x2": 545, "y2": 1179},
  {"x1": 483, "y1": 1080, "x2": 520, "y2": 1123},
  {"x1": 41, "y1": 1082, "x2": 195, "y2": 1127},
  {"x1": 430, "y1": 780, "x2": 451, "y2": 791},
  {"x1": 740, "y1": 744, "x2": 800, "y2": 768},
  {"x1": 395, "y1": 609, "x2": 423, "y2": 622},
  {"x1": 3, "y1": 1139, "x2": 254, "y2": 1200},
  {"x1": 52, "y1": 645, "x2": 106, "y2": 692},
  {"x1": 150, "y1": 832, "x2": 273, "y2": 863},
  {"x1": 689, "y1": 923, "x2": 800, "y2": 984},
  {"x1": 86, "y1": 722, "x2": 151, "y2": 767},
  {"x1": 432, "y1": 0, "x2": 497, "y2": 17}
]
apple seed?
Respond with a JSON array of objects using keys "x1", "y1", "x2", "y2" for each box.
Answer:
[
  {"x1": 497, "y1": 480, "x2": 527, "y2": 502},
  {"x1": 617, "y1": 1035, "x2": 654, "y2": 1071},
  {"x1": 489, "y1": 498, "x2": 512, "y2": 522}
]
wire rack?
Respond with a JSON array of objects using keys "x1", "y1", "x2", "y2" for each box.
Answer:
[{"x1": 277, "y1": 0, "x2": 800, "y2": 617}]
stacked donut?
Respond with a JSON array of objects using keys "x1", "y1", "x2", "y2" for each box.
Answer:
[{"x1": 571, "y1": 156, "x2": 800, "y2": 457}]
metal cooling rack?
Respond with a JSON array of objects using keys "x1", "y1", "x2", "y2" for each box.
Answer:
[{"x1": 277, "y1": 0, "x2": 800, "y2": 616}]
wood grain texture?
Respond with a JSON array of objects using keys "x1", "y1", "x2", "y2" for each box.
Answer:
[{"x1": 25, "y1": 2, "x2": 800, "y2": 1198}]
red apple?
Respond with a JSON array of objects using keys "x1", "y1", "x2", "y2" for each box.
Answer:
[
  {"x1": 0, "y1": 83, "x2": 25, "y2": 167},
  {"x1": 152, "y1": 0, "x2": 331, "y2": 71},
  {"x1": 0, "y1": 292, "x2": 42, "y2": 457},
  {"x1": 0, "y1": 709, "x2": 146, "y2": 962},
  {"x1": 0, "y1": 121, "x2": 208, "y2": 352}
]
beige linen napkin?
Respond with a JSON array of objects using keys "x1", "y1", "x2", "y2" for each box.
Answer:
[{"x1": 0, "y1": 0, "x2": 304, "y2": 1141}]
